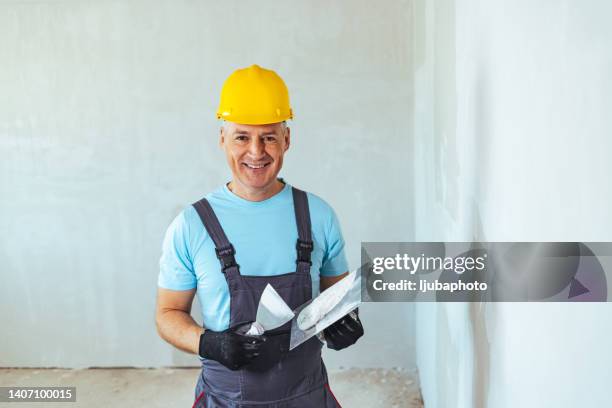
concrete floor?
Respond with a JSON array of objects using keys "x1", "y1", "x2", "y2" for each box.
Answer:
[{"x1": 0, "y1": 367, "x2": 422, "y2": 408}]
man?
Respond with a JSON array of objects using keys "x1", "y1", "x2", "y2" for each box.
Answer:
[{"x1": 155, "y1": 64, "x2": 363, "y2": 407}]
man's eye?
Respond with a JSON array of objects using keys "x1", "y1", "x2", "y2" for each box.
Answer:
[
  {"x1": 264, "y1": 137, "x2": 277, "y2": 143},
  {"x1": 235, "y1": 136, "x2": 248, "y2": 141}
]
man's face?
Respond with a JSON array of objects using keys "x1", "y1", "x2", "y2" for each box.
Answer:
[{"x1": 220, "y1": 122, "x2": 290, "y2": 191}]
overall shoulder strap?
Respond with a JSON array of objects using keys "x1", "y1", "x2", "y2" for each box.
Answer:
[
  {"x1": 192, "y1": 198, "x2": 239, "y2": 275},
  {"x1": 292, "y1": 187, "x2": 314, "y2": 267}
]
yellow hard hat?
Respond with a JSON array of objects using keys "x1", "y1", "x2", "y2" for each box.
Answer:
[{"x1": 216, "y1": 64, "x2": 293, "y2": 125}]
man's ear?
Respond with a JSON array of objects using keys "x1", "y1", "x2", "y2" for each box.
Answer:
[
  {"x1": 219, "y1": 127, "x2": 224, "y2": 147},
  {"x1": 284, "y1": 127, "x2": 291, "y2": 152}
]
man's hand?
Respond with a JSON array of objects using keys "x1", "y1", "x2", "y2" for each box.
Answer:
[
  {"x1": 199, "y1": 328, "x2": 266, "y2": 371},
  {"x1": 323, "y1": 310, "x2": 364, "y2": 351},
  {"x1": 320, "y1": 272, "x2": 364, "y2": 350}
]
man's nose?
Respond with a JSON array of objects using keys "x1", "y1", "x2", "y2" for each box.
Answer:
[{"x1": 247, "y1": 137, "x2": 265, "y2": 157}]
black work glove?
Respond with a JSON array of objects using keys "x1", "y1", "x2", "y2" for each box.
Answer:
[
  {"x1": 323, "y1": 309, "x2": 364, "y2": 351},
  {"x1": 198, "y1": 327, "x2": 266, "y2": 371}
]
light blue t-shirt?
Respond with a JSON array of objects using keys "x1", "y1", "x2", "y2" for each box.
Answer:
[{"x1": 158, "y1": 182, "x2": 349, "y2": 331}]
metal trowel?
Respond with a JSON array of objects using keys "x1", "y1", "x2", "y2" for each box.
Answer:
[
  {"x1": 245, "y1": 284, "x2": 295, "y2": 335},
  {"x1": 289, "y1": 269, "x2": 361, "y2": 350}
]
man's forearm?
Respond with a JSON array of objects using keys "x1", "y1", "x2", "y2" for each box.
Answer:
[{"x1": 156, "y1": 310, "x2": 203, "y2": 355}]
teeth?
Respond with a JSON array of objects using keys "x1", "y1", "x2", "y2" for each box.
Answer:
[{"x1": 245, "y1": 163, "x2": 267, "y2": 169}]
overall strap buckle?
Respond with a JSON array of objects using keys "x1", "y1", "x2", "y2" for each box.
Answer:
[
  {"x1": 215, "y1": 244, "x2": 238, "y2": 272},
  {"x1": 296, "y1": 239, "x2": 313, "y2": 266}
]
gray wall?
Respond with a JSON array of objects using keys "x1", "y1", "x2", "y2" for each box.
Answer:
[
  {"x1": 0, "y1": 0, "x2": 416, "y2": 368},
  {"x1": 413, "y1": 1, "x2": 478, "y2": 405},
  {"x1": 414, "y1": 0, "x2": 612, "y2": 407}
]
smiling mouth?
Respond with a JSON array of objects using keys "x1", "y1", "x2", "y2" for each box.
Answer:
[{"x1": 242, "y1": 162, "x2": 271, "y2": 169}]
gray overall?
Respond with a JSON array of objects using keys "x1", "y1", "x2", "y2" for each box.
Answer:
[{"x1": 191, "y1": 187, "x2": 342, "y2": 408}]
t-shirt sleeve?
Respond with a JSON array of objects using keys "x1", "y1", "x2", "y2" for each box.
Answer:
[
  {"x1": 158, "y1": 210, "x2": 198, "y2": 290},
  {"x1": 320, "y1": 207, "x2": 349, "y2": 277}
]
